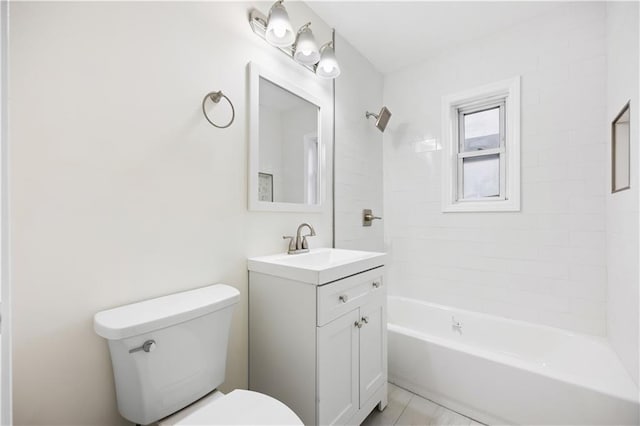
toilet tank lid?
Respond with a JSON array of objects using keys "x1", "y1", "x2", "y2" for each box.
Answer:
[{"x1": 94, "y1": 284, "x2": 240, "y2": 340}]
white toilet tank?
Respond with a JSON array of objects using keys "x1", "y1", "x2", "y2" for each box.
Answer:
[{"x1": 94, "y1": 284, "x2": 240, "y2": 425}]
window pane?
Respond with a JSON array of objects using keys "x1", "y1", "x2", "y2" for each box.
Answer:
[
  {"x1": 463, "y1": 107, "x2": 500, "y2": 151},
  {"x1": 463, "y1": 154, "x2": 500, "y2": 199}
]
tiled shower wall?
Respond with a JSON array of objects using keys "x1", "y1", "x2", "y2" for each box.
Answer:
[
  {"x1": 334, "y1": 34, "x2": 385, "y2": 252},
  {"x1": 383, "y1": 3, "x2": 609, "y2": 335},
  {"x1": 605, "y1": 2, "x2": 639, "y2": 385}
]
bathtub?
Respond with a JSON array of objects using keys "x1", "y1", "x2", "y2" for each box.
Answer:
[{"x1": 387, "y1": 296, "x2": 640, "y2": 425}]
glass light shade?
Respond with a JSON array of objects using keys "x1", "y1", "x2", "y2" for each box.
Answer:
[
  {"x1": 265, "y1": 2, "x2": 295, "y2": 47},
  {"x1": 316, "y1": 44, "x2": 341, "y2": 79},
  {"x1": 293, "y1": 27, "x2": 321, "y2": 65}
]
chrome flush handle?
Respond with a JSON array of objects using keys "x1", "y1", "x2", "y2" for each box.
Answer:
[{"x1": 129, "y1": 339, "x2": 157, "y2": 354}]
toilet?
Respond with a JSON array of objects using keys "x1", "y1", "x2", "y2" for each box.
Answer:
[{"x1": 94, "y1": 284, "x2": 302, "y2": 426}]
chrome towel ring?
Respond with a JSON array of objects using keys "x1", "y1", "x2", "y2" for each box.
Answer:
[{"x1": 202, "y1": 90, "x2": 235, "y2": 129}]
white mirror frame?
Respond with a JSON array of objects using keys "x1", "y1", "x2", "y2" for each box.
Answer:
[{"x1": 248, "y1": 62, "x2": 325, "y2": 212}]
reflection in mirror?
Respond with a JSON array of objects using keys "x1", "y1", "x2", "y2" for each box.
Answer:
[
  {"x1": 259, "y1": 77, "x2": 320, "y2": 205},
  {"x1": 612, "y1": 102, "x2": 630, "y2": 193},
  {"x1": 248, "y1": 62, "x2": 324, "y2": 212}
]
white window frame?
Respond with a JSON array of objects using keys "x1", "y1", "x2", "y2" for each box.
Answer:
[
  {"x1": 0, "y1": 2, "x2": 11, "y2": 424},
  {"x1": 441, "y1": 77, "x2": 521, "y2": 212}
]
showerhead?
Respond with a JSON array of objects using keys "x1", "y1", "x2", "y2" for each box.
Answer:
[{"x1": 365, "y1": 106, "x2": 392, "y2": 132}]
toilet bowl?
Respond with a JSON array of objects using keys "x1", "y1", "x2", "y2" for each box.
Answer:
[
  {"x1": 158, "y1": 389, "x2": 302, "y2": 426},
  {"x1": 94, "y1": 284, "x2": 302, "y2": 425}
]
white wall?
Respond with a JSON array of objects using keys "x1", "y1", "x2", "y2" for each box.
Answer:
[
  {"x1": 383, "y1": 3, "x2": 609, "y2": 335},
  {"x1": 334, "y1": 34, "x2": 384, "y2": 251},
  {"x1": 605, "y1": 1, "x2": 639, "y2": 386},
  {"x1": 9, "y1": 2, "x2": 334, "y2": 424}
]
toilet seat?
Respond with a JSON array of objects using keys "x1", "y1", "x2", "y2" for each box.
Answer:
[{"x1": 161, "y1": 390, "x2": 303, "y2": 426}]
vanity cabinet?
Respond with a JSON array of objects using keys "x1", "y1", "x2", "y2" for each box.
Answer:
[{"x1": 249, "y1": 264, "x2": 387, "y2": 426}]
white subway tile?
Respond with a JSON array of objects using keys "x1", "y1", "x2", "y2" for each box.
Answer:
[{"x1": 383, "y1": 3, "x2": 609, "y2": 336}]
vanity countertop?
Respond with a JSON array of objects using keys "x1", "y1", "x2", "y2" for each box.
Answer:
[{"x1": 248, "y1": 248, "x2": 386, "y2": 285}]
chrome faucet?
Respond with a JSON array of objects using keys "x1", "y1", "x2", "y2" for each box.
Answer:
[
  {"x1": 452, "y1": 316, "x2": 463, "y2": 334},
  {"x1": 283, "y1": 223, "x2": 316, "y2": 254}
]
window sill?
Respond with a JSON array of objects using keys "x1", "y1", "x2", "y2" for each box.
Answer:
[{"x1": 442, "y1": 199, "x2": 520, "y2": 213}]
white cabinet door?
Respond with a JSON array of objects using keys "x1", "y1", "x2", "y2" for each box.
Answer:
[
  {"x1": 318, "y1": 309, "x2": 359, "y2": 426},
  {"x1": 358, "y1": 295, "x2": 386, "y2": 407}
]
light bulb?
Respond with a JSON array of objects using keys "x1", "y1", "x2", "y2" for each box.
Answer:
[
  {"x1": 265, "y1": 1, "x2": 295, "y2": 47},
  {"x1": 316, "y1": 43, "x2": 340, "y2": 79},
  {"x1": 273, "y1": 25, "x2": 286, "y2": 38},
  {"x1": 293, "y1": 25, "x2": 320, "y2": 66}
]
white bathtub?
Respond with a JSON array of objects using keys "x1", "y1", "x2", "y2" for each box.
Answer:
[{"x1": 388, "y1": 296, "x2": 639, "y2": 425}]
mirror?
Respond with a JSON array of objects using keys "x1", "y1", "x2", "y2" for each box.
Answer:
[
  {"x1": 612, "y1": 102, "x2": 631, "y2": 193},
  {"x1": 248, "y1": 62, "x2": 324, "y2": 211}
]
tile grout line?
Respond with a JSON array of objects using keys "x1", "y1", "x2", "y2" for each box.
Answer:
[
  {"x1": 392, "y1": 393, "x2": 414, "y2": 426},
  {"x1": 392, "y1": 383, "x2": 486, "y2": 426}
]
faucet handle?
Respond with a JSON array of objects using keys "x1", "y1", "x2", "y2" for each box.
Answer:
[
  {"x1": 283, "y1": 236, "x2": 296, "y2": 252},
  {"x1": 301, "y1": 234, "x2": 314, "y2": 249}
]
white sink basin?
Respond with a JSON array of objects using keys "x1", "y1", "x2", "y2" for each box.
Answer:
[{"x1": 248, "y1": 248, "x2": 386, "y2": 285}]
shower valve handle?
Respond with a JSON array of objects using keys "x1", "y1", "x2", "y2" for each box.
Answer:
[{"x1": 363, "y1": 209, "x2": 382, "y2": 227}]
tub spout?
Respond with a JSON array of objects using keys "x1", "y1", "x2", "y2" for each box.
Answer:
[{"x1": 452, "y1": 316, "x2": 463, "y2": 334}]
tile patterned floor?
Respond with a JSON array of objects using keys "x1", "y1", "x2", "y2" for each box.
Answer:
[{"x1": 362, "y1": 383, "x2": 484, "y2": 426}]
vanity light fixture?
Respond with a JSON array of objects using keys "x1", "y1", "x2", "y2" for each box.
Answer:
[
  {"x1": 316, "y1": 42, "x2": 340, "y2": 79},
  {"x1": 293, "y1": 23, "x2": 321, "y2": 66},
  {"x1": 265, "y1": 0, "x2": 295, "y2": 47},
  {"x1": 249, "y1": 2, "x2": 341, "y2": 79}
]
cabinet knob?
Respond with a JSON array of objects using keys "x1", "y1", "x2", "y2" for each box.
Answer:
[
  {"x1": 354, "y1": 320, "x2": 363, "y2": 328},
  {"x1": 372, "y1": 281, "x2": 381, "y2": 288},
  {"x1": 362, "y1": 316, "x2": 369, "y2": 324},
  {"x1": 339, "y1": 295, "x2": 349, "y2": 303}
]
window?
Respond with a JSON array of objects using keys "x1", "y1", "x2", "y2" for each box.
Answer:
[
  {"x1": 458, "y1": 103, "x2": 504, "y2": 200},
  {"x1": 442, "y1": 77, "x2": 520, "y2": 212}
]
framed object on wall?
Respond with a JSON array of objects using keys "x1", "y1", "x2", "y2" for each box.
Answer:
[
  {"x1": 258, "y1": 172, "x2": 273, "y2": 202},
  {"x1": 612, "y1": 101, "x2": 631, "y2": 193}
]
